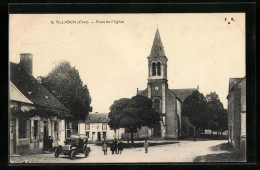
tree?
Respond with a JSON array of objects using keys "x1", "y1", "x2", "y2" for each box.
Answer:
[
  {"x1": 206, "y1": 92, "x2": 228, "y2": 134},
  {"x1": 108, "y1": 95, "x2": 161, "y2": 143},
  {"x1": 40, "y1": 61, "x2": 92, "y2": 121},
  {"x1": 182, "y1": 91, "x2": 209, "y2": 133}
]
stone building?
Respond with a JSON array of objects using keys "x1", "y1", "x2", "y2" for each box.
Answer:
[
  {"x1": 227, "y1": 76, "x2": 246, "y2": 150},
  {"x1": 78, "y1": 113, "x2": 125, "y2": 142},
  {"x1": 137, "y1": 29, "x2": 198, "y2": 139},
  {"x1": 9, "y1": 53, "x2": 69, "y2": 154}
]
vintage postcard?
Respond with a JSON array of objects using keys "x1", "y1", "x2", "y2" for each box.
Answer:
[{"x1": 9, "y1": 13, "x2": 247, "y2": 163}]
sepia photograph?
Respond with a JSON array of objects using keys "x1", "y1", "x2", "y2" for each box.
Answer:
[{"x1": 9, "y1": 13, "x2": 247, "y2": 164}]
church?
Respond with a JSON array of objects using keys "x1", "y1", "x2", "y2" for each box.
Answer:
[{"x1": 137, "y1": 29, "x2": 198, "y2": 139}]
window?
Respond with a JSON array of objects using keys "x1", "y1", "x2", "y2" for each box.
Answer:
[
  {"x1": 85, "y1": 123, "x2": 90, "y2": 130},
  {"x1": 18, "y1": 119, "x2": 27, "y2": 138},
  {"x1": 103, "y1": 132, "x2": 106, "y2": 139},
  {"x1": 86, "y1": 132, "x2": 89, "y2": 138},
  {"x1": 157, "y1": 62, "x2": 161, "y2": 76},
  {"x1": 33, "y1": 120, "x2": 39, "y2": 140},
  {"x1": 102, "y1": 123, "x2": 107, "y2": 130},
  {"x1": 152, "y1": 62, "x2": 156, "y2": 76},
  {"x1": 67, "y1": 121, "x2": 72, "y2": 129}
]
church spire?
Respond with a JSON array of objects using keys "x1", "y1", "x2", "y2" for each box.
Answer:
[{"x1": 149, "y1": 28, "x2": 165, "y2": 58}]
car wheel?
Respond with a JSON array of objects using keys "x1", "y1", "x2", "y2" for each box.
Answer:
[
  {"x1": 71, "y1": 150, "x2": 76, "y2": 160},
  {"x1": 84, "y1": 150, "x2": 89, "y2": 158},
  {"x1": 54, "y1": 149, "x2": 59, "y2": 158}
]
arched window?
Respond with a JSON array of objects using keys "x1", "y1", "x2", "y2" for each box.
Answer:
[
  {"x1": 157, "y1": 62, "x2": 161, "y2": 76},
  {"x1": 152, "y1": 62, "x2": 156, "y2": 76},
  {"x1": 153, "y1": 98, "x2": 161, "y2": 113}
]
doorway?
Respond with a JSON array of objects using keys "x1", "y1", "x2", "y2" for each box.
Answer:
[
  {"x1": 92, "y1": 132, "x2": 95, "y2": 141},
  {"x1": 97, "y1": 132, "x2": 101, "y2": 141},
  {"x1": 43, "y1": 121, "x2": 48, "y2": 150},
  {"x1": 153, "y1": 123, "x2": 161, "y2": 138}
]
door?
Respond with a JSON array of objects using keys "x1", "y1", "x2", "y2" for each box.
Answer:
[
  {"x1": 97, "y1": 132, "x2": 101, "y2": 141},
  {"x1": 43, "y1": 121, "x2": 48, "y2": 150},
  {"x1": 92, "y1": 132, "x2": 95, "y2": 141},
  {"x1": 153, "y1": 123, "x2": 161, "y2": 138}
]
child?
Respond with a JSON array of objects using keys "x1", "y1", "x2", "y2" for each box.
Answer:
[{"x1": 144, "y1": 140, "x2": 149, "y2": 153}]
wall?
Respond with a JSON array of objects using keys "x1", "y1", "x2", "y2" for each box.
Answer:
[
  {"x1": 228, "y1": 80, "x2": 246, "y2": 150},
  {"x1": 177, "y1": 99, "x2": 182, "y2": 137},
  {"x1": 137, "y1": 126, "x2": 150, "y2": 139},
  {"x1": 165, "y1": 90, "x2": 178, "y2": 139}
]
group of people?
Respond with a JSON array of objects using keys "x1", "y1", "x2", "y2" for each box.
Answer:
[
  {"x1": 102, "y1": 138, "x2": 150, "y2": 155},
  {"x1": 102, "y1": 138, "x2": 123, "y2": 155}
]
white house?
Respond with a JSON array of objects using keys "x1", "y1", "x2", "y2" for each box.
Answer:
[
  {"x1": 78, "y1": 113, "x2": 125, "y2": 142},
  {"x1": 9, "y1": 53, "x2": 69, "y2": 154}
]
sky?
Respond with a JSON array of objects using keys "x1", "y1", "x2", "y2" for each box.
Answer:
[{"x1": 9, "y1": 13, "x2": 245, "y2": 113}]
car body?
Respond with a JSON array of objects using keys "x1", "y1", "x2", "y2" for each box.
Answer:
[{"x1": 54, "y1": 134, "x2": 91, "y2": 160}]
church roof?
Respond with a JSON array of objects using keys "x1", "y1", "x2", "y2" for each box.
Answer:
[
  {"x1": 170, "y1": 88, "x2": 198, "y2": 102},
  {"x1": 10, "y1": 62, "x2": 68, "y2": 111},
  {"x1": 137, "y1": 89, "x2": 147, "y2": 95},
  {"x1": 149, "y1": 28, "x2": 166, "y2": 58}
]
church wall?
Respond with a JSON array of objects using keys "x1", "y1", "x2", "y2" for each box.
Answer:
[
  {"x1": 165, "y1": 91, "x2": 178, "y2": 139},
  {"x1": 177, "y1": 99, "x2": 182, "y2": 137}
]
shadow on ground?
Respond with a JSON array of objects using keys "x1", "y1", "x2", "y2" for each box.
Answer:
[{"x1": 193, "y1": 142, "x2": 246, "y2": 162}]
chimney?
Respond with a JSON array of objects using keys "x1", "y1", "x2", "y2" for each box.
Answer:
[
  {"x1": 197, "y1": 85, "x2": 199, "y2": 91},
  {"x1": 137, "y1": 88, "x2": 139, "y2": 94},
  {"x1": 20, "y1": 53, "x2": 33, "y2": 75}
]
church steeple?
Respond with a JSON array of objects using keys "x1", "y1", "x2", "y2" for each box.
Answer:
[
  {"x1": 147, "y1": 28, "x2": 168, "y2": 80},
  {"x1": 149, "y1": 28, "x2": 165, "y2": 58}
]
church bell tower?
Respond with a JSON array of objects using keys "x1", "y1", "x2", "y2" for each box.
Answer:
[{"x1": 147, "y1": 29, "x2": 168, "y2": 136}]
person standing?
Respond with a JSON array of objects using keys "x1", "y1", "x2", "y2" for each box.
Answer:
[
  {"x1": 144, "y1": 140, "x2": 149, "y2": 153},
  {"x1": 114, "y1": 138, "x2": 119, "y2": 154},
  {"x1": 110, "y1": 139, "x2": 115, "y2": 155},
  {"x1": 48, "y1": 136, "x2": 53, "y2": 152},
  {"x1": 102, "y1": 139, "x2": 108, "y2": 155},
  {"x1": 118, "y1": 140, "x2": 123, "y2": 154}
]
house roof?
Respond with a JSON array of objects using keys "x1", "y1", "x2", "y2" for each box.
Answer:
[
  {"x1": 170, "y1": 88, "x2": 198, "y2": 102},
  {"x1": 10, "y1": 82, "x2": 33, "y2": 104},
  {"x1": 10, "y1": 62, "x2": 67, "y2": 111},
  {"x1": 84, "y1": 113, "x2": 109, "y2": 123}
]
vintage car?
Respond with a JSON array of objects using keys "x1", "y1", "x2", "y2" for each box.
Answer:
[{"x1": 54, "y1": 134, "x2": 91, "y2": 160}]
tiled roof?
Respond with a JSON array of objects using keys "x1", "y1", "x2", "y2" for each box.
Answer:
[
  {"x1": 10, "y1": 62, "x2": 67, "y2": 111},
  {"x1": 84, "y1": 113, "x2": 109, "y2": 123},
  {"x1": 170, "y1": 88, "x2": 198, "y2": 102}
]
